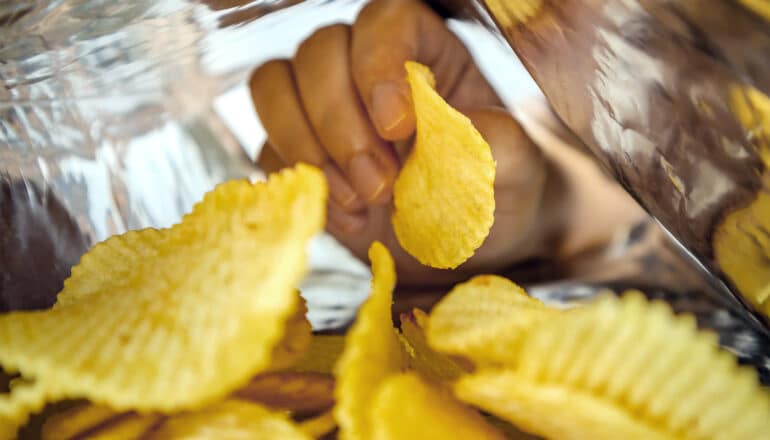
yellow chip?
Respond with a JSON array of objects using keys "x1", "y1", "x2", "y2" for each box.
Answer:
[
  {"x1": 40, "y1": 372, "x2": 333, "y2": 439},
  {"x1": 269, "y1": 296, "x2": 313, "y2": 372},
  {"x1": 83, "y1": 414, "x2": 161, "y2": 440},
  {"x1": 1, "y1": 380, "x2": 49, "y2": 440},
  {"x1": 41, "y1": 403, "x2": 119, "y2": 440},
  {"x1": 147, "y1": 400, "x2": 310, "y2": 440},
  {"x1": 233, "y1": 372, "x2": 334, "y2": 416},
  {"x1": 333, "y1": 242, "x2": 406, "y2": 440},
  {"x1": 370, "y1": 373, "x2": 505, "y2": 440},
  {"x1": 289, "y1": 335, "x2": 346, "y2": 375},
  {"x1": 298, "y1": 410, "x2": 337, "y2": 439},
  {"x1": 398, "y1": 309, "x2": 469, "y2": 382},
  {"x1": 392, "y1": 61, "x2": 496, "y2": 269},
  {"x1": 0, "y1": 164, "x2": 326, "y2": 432},
  {"x1": 426, "y1": 275, "x2": 553, "y2": 367},
  {"x1": 41, "y1": 400, "x2": 309, "y2": 440},
  {"x1": 455, "y1": 293, "x2": 770, "y2": 439}
]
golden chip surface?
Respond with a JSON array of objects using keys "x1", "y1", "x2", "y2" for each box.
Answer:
[
  {"x1": 333, "y1": 242, "x2": 406, "y2": 440},
  {"x1": 147, "y1": 400, "x2": 310, "y2": 440},
  {"x1": 398, "y1": 309, "x2": 469, "y2": 382},
  {"x1": 370, "y1": 373, "x2": 505, "y2": 440},
  {"x1": 392, "y1": 61, "x2": 496, "y2": 269},
  {"x1": 427, "y1": 275, "x2": 553, "y2": 367},
  {"x1": 0, "y1": 164, "x2": 326, "y2": 436},
  {"x1": 455, "y1": 293, "x2": 770, "y2": 439}
]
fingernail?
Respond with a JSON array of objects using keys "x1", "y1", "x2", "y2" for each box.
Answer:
[
  {"x1": 323, "y1": 162, "x2": 365, "y2": 212},
  {"x1": 371, "y1": 82, "x2": 409, "y2": 136},
  {"x1": 349, "y1": 153, "x2": 389, "y2": 204},
  {"x1": 328, "y1": 206, "x2": 367, "y2": 234}
]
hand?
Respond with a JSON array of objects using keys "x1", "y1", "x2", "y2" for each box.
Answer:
[{"x1": 249, "y1": 0, "x2": 642, "y2": 285}]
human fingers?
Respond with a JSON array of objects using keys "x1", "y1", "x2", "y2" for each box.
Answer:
[
  {"x1": 351, "y1": 0, "x2": 500, "y2": 140},
  {"x1": 292, "y1": 24, "x2": 399, "y2": 206},
  {"x1": 250, "y1": 59, "x2": 366, "y2": 213}
]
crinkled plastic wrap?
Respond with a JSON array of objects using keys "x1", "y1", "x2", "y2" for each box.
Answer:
[
  {"x1": 0, "y1": 0, "x2": 371, "y2": 320},
  {"x1": 1, "y1": 0, "x2": 769, "y2": 381},
  {"x1": 477, "y1": 0, "x2": 770, "y2": 327}
]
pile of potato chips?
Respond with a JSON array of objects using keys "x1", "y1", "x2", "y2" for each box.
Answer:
[{"x1": 1, "y1": 62, "x2": 769, "y2": 439}]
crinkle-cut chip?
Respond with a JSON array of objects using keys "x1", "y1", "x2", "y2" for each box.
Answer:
[
  {"x1": 392, "y1": 61, "x2": 495, "y2": 269},
  {"x1": 298, "y1": 410, "x2": 337, "y2": 439},
  {"x1": 41, "y1": 403, "x2": 121, "y2": 440},
  {"x1": 427, "y1": 275, "x2": 553, "y2": 367},
  {"x1": 41, "y1": 400, "x2": 309, "y2": 440},
  {"x1": 40, "y1": 372, "x2": 333, "y2": 440},
  {"x1": 234, "y1": 372, "x2": 334, "y2": 416},
  {"x1": 398, "y1": 309, "x2": 469, "y2": 382},
  {"x1": 290, "y1": 335, "x2": 346, "y2": 375},
  {"x1": 0, "y1": 164, "x2": 326, "y2": 415},
  {"x1": 455, "y1": 293, "x2": 770, "y2": 440},
  {"x1": 0, "y1": 380, "x2": 48, "y2": 439},
  {"x1": 334, "y1": 242, "x2": 406, "y2": 440},
  {"x1": 739, "y1": 0, "x2": 770, "y2": 22},
  {"x1": 146, "y1": 400, "x2": 310, "y2": 440},
  {"x1": 370, "y1": 373, "x2": 505, "y2": 440},
  {"x1": 269, "y1": 297, "x2": 313, "y2": 372},
  {"x1": 81, "y1": 413, "x2": 162, "y2": 440},
  {"x1": 457, "y1": 371, "x2": 671, "y2": 440}
]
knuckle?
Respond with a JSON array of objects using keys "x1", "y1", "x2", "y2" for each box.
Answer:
[
  {"x1": 250, "y1": 59, "x2": 288, "y2": 89},
  {"x1": 297, "y1": 23, "x2": 350, "y2": 55}
]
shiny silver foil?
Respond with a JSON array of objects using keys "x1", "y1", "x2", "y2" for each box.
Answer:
[{"x1": 1, "y1": 0, "x2": 769, "y2": 382}]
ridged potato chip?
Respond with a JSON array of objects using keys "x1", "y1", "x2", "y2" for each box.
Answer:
[
  {"x1": 398, "y1": 309, "x2": 469, "y2": 382},
  {"x1": 370, "y1": 373, "x2": 505, "y2": 440},
  {"x1": 455, "y1": 293, "x2": 770, "y2": 439},
  {"x1": 333, "y1": 242, "x2": 406, "y2": 440},
  {"x1": 0, "y1": 380, "x2": 48, "y2": 440},
  {"x1": 392, "y1": 61, "x2": 496, "y2": 269},
  {"x1": 40, "y1": 371, "x2": 334, "y2": 440},
  {"x1": 41, "y1": 403, "x2": 119, "y2": 440},
  {"x1": 269, "y1": 298, "x2": 314, "y2": 372},
  {"x1": 290, "y1": 335, "x2": 346, "y2": 375},
  {"x1": 40, "y1": 403, "x2": 162, "y2": 440},
  {"x1": 298, "y1": 410, "x2": 337, "y2": 439},
  {"x1": 0, "y1": 164, "x2": 326, "y2": 436},
  {"x1": 427, "y1": 275, "x2": 553, "y2": 367},
  {"x1": 233, "y1": 372, "x2": 334, "y2": 416},
  {"x1": 146, "y1": 400, "x2": 310, "y2": 439}
]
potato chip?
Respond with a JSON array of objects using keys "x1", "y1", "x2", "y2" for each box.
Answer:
[
  {"x1": 370, "y1": 373, "x2": 505, "y2": 440},
  {"x1": 146, "y1": 400, "x2": 310, "y2": 439},
  {"x1": 1, "y1": 380, "x2": 48, "y2": 439},
  {"x1": 392, "y1": 61, "x2": 496, "y2": 269},
  {"x1": 269, "y1": 297, "x2": 314, "y2": 372},
  {"x1": 739, "y1": 0, "x2": 770, "y2": 21},
  {"x1": 290, "y1": 335, "x2": 346, "y2": 375},
  {"x1": 398, "y1": 309, "x2": 469, "y2": 382},
  {"x1": 40, "y1": 372, "x2": 332, "y2": 439},
  {"x1": 0, "y1": 164, "x2": 326, "y2": 428},
  {"x1": 41, "y1": 400, "x2": 310, "y2": 440},
  {"x1": 718, "y1": 85, "x2": 770, "y2": 317},
  {"x1": 233, "y1": 372, "x2": 334, "y2": 416},
  {"x1": 83, "y1": 414, "x2": 162, "y2": 440},
  {"x1": 41, "y1": 403, "x2": 121, "y2": 440},
  {"x1": 298, "y1": 410, "x2": 337, "y2": 439},
  {"x1": 426, "y1": 275, "x2": 553, "y2": 367},
  {"x1": 455, "y1": 293, "x2": 770, "y2": 439},
  {"x1": 333, "y1": 242, "x2": 406, "y2": 440}
]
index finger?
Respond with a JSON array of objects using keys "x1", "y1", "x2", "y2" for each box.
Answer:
[{"x1": 351, "y1": 0, "x2": 471, "y2": 141}]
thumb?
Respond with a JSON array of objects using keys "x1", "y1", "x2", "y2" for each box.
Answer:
[{"x1": 351, "y1": 0, "x2": 464, "y2": 141}]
